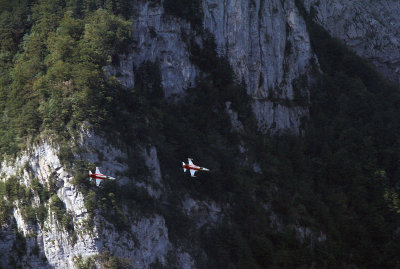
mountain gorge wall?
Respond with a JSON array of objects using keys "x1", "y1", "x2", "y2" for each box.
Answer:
[
  {"x1": 202, "y1": 0, "x2": 315, "y2": 132},
  {"x1": 0, "y1": 135, "x2": 195, "y2": 268},
  {"x1": 2, "y1": 0, "x2": 400, "y2": 268},
  {"x1": 109, "y1": 0, "x2": 317, "y2": 133},
  {"x1": 109, "y1": 0, "x2": 400, "y2": 133},
  {"x1": 303, "y1": 0, "x2": 400, "y2": 83}
]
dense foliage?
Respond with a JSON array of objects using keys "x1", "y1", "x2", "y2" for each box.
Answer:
[
  {"x1": 0, "y1": 0, "x2": 132, "y2": 156},
  {"x1": 0, "y1": 175, "x2": 53, "y2": 227},
  {"x1": 105, "y1": 25, "x2": 399, "y2": 267},
  {"x1": 142, "y1": 4, "x2": 400, "y2": 268}
]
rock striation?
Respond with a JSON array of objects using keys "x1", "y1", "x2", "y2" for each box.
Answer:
[
  {"x1": 3, "y1": 0, "x2": 400, "y2": 268},
  {"x1": 303, "y1": 0, "x2": 400, "y2": 83},
  {"x1": 0, "y1": 137, "x2": 195, "y2": 268},
  {"x1": 202, "y1": 0, "x2": 315, "y2": 132},
  {"x1": 108, "y1": 0, "x2": 316, "y2": 133}
]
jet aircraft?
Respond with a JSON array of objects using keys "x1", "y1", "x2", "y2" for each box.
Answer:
[
  {"x1": 89, "y1": 167, "x2": 116, "y2": 186},
  {"x1": 182, "y1": 158, "x2": 210, "y2": 177}
]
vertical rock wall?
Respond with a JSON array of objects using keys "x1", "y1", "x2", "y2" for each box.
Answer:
[
  {"x1": 108, "y1": 0, "x2": 317, "y2": 133},
  {"x1": 303, "y1": 0, "x2": 400, "y2": 83},
  {"x1": 0, "y1": 138, "x2": 194, "y2": 268},
  {"x1": 203, "y1": 0, "x2": 315, "y2": 132}
]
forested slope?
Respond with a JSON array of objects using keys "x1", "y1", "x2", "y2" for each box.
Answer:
[{"x1": 0, "y1": 0, "x2": 399, "y2": 268}]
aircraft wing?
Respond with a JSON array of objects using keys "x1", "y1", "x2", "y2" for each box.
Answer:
[
  {"x1": 95, "y1": 167, "x2": 101, "y2": 174},
  {"x1": 96, "y1": 178, "x2": 101, "y2": 186},
  {"x1": 188, "y1": 158, "x2": 194, "y2": 165},
  {"x1": 190, "y1": 169, "x2": 196, "y2": 177}
]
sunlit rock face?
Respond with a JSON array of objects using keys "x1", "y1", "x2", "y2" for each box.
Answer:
[
  {"x1": 105, "y1": 0, "x2": 400, "y2": 133},
  {"x1": 0, "y1": 142, "x2": 98, "y2": 268},
  {"x1": 0, "y1": 137, "x2": 195, "y2": 269},
  {"x1": 203, "y1": 0, "x2": 315, "y2": 132},
  {"x1": 303, "y1": 0, "x2": 400, "y2": 83},
  {"x1": 107, "y1": 0, "x2": 316, "y2": 133},
  {"x1": 106, "y1": 1, "x2": 199, "y2": 99}
]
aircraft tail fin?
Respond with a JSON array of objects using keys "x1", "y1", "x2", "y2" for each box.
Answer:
[{"x1": 182, "y1": 162, "x2": 186, "y2": 172}]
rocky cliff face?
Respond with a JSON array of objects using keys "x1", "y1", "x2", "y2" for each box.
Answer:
[
  {"x1": 303, "y1": 0, "x2": 400, "y2": 83},
  {"x1": 2, "y1": 0, "x2": 400, "y2": 268},
  {"x1": 202, "y1": 0, "x2": 315, "y2": 132},
  {"x1": 0, "y1": 135, "x2": 195, "y2": 268},
  {"x1": 108, "y1": 0, "x2": 317, "y2": 133},
  {"x1": 105, "y1": 1, "x2": 198, "y2": 98}
]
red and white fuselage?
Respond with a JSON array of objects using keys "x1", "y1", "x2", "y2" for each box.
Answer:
[
  {"x1": 182, "y1": 158, "x2": 209, "y2": 177},
  {"x1": 89, "y1": 167, "x2": 116, "y2": 186}
]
